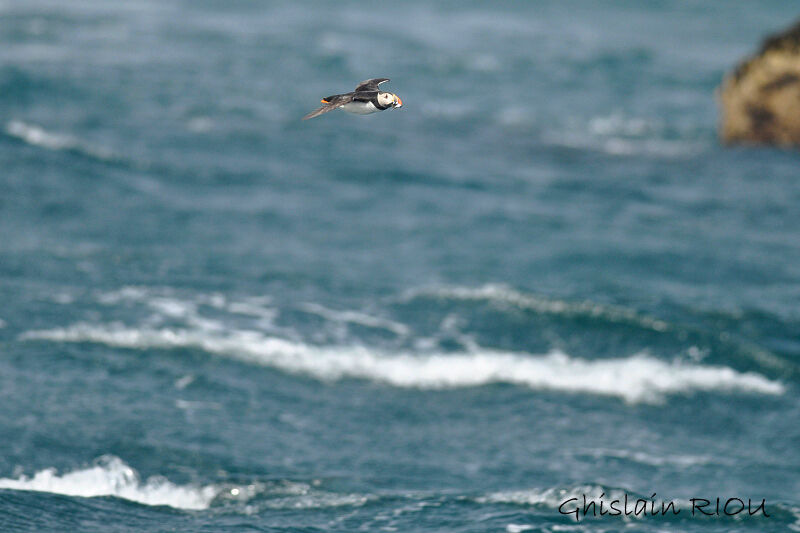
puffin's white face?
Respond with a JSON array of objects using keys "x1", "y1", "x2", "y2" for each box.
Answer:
[{"x1": 378, "y1": 91, "x2": 403, "y2": 108}]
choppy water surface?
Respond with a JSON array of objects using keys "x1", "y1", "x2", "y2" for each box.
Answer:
[{"x1": 1, "y1": 1, "x2": 799, "y2": 531}]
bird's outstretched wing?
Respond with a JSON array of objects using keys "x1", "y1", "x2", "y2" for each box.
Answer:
[
  {"x1": 302, "y1": 93, "x2": 353, "y2": 120},
  {"x1": 354, "y1": 78, "x2": 389, "y2": 92}
]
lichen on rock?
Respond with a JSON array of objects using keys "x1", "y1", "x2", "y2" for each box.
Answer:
[{"x1": 719, "y1": 19, "x2": 800, "y2": 147}]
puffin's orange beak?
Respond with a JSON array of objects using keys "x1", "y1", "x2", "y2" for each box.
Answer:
[{"x1": 393, "y1": 95, "x2": 403, "y2": 108}]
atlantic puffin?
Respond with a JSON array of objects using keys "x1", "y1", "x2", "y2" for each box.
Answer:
[{"x1": 302, "y1": 78, "x2": 403, "y2": 120}]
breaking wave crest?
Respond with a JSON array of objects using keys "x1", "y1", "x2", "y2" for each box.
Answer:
[
  {"x1": 0, "y1": 456, "x2": 218, "y2": 510},
  {"x1": 402, "y1": 284, "x2": 672, "y2": 332},
  {"x1": 0, "y1": 456, "x2": 372, "y2": 512},
  {"x1": 5, "y1": 120, "x2": 115, "y2": 161},
  {"x1": 21, "y1": 323, "x2": 784, "y2": 404},
  {"x1": 477, "y1": 484, "x2": 629, "y2": 508}
]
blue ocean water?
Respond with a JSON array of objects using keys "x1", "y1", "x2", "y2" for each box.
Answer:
[{"x1": 2, "y1": 0, "x2": 800, "y2": 531}]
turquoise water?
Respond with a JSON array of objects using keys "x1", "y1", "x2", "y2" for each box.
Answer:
[{"x1": 1, "y1": 1, "x2": 799, "y2": 531}]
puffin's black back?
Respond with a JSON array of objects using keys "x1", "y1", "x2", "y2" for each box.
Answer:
[
  {"x1": 322, "y1": 93, "x2": 348, "y2": 102},
  {"x1": 355, "y1": 78, "x2": 390, "y2": 92}
]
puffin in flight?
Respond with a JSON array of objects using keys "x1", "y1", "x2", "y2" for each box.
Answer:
[{"x1": 302, "y1": 78, "x2": 403, "y2": 120}]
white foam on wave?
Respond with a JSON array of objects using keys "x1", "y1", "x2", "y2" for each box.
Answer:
[
  {"x1": 96, "y1": 287, "x2": 278, "y2": 331},
  {"x1": 478, "y1": 485, "x2": 685, "y2": 522},
  {"x1": 0, "y1": 456, "x2": 219, "y2": 510},
  {"x1": 545, "y1": 131, "x2": 707, "y2": 158},
  {"x1": 403, "y1": 284, "x2": 671, "y2": 332},
  {"x1": 588, "y1": 114, "x2": 655, "y2": 137},
  {"x1": 263, "y1": 492, "x2": 371, "y2": 510},
  {"x1": 480, "y1": 484, "x2": 686, "y2": 520},
  {"x1": 505, "y1": 525, "x2": 535, "y2": 533},
  {"x1": 478, "y1": 484, "x2": 624, "y2": 508},
  {"x1": 538, "y1": 113, "x2": 708, "y2": 158},
  {"x1": 299, "y1": 302, "x2": 410, "y2": 337},
  {"x1": 21, "y1": 323, "x2": 784, "y2": 404},
  {"x1": 587, "y1": 448, "x2": 715, "y2": 468},
  {"x1": 5, "y1": 120, "x2": 114, "y2": 160}
]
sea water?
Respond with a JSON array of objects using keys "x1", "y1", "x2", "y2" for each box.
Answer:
[{"x1": 1, "y1": 1, "x2": 799, "y2": 531}]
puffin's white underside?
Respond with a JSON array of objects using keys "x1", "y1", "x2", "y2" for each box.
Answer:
[{"x1": 341, "y1": 101, "x2": 380, "y2": 115}]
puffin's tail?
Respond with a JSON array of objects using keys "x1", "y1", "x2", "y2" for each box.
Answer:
[
  {"x1": 302, "y1": 93, "x2": 349, "y2": 120},
  {"x1": 302, "y1": 104, "x2": 334, "y2": 120}
]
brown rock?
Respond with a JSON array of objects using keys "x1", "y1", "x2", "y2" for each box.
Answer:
[{"x1": 719, "y1": 19, "x2": 800, "y2": 147}]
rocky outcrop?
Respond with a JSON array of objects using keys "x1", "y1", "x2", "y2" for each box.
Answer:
[{"x1": 719, "y1": 20, "x2": 800, "y2": 147}]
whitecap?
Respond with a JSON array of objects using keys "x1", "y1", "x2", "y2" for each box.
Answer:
[
  {"x1": 536, "y1": 112, "x2": 710, "y2": 158},
  {"x1": 402, "y1": 284, "x2": 671, "y2": 332},
  {"x1": 262, "y1": 492, "x2": 371, "y2": 510},
  {"x1": 477, "y1": 485, "x2": 625, "y2": 508},
  {"x1": 505, "y1": 525, "x2": 535, "y2": 533},
  {"x1": 480, "y1": 485, "x2": 682, "y2": 519},
  {"x1": 5, "y1": 120, "x2": 115, "y2": 161},
  {"x1": 543, "y1": 130, "x2": 705, "y2": 158},
  {"x1": 298, "y1": 302, "x2": 409, "y2": 336},
  {"x1": 0, "y1": 456, "x2": 219, "y2": 510},
  {"x1": 96, "y1": 286, "x2": 151, "y2": 305},
  {"x1": 95, "y1": 287, "x2": 276, "y2": 330},
  {"x1": 174, "y1": 374, "x2": 196, "y2": 390},
  {"x1": 21, "y1": 323, "x2": 785, "y2": 404},
  {"x1": 588, "y1": 114, "x2": 655, "y2": 137},
  {"x1": 586, "y1": 449, "x2": 716, "y2": 468}
]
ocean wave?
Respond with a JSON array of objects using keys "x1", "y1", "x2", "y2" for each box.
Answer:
[
  {"x1": 262, "y1": 492, "x2": 372, "y2": 510},
  {"x1": 544, "y1": 132, "x2": 707, "y2": 158},
  {"x1": 216, "y1": 478, "x2": 371, "y2": 511},
  {"x1": 0, "y1": 456, "x2": 218, "y2": 510},
  {"x1": 21, "y1": 323, "x2": 784, "y2": 404},
  {"x1": 4, "y1": 120, "x2": 115, "y2": 161},
  {"x1": 95, "y1": 287, "x2": 277, "y2": 328},
  {"x1": 0, "y1": 456, "x2": 371, "y2": 512},
  {"x1": 298, "y1": 302, "x2": 410, "y2": 337},
  {"x1": 477, "y1": 484, "x2": 629, "y2": 508},
  {"x1": 402, "y1": 284, "x2": 671, "y2": 332},
  {"x1": 583, "y1": 449, "x2": 715, "y2": 468},
  {"x1": 537, "y1": 113, "x2": 709, "y2": 158},
  {"x1": 478, "y1": 484, "x2": 797, "y2": 526}
]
